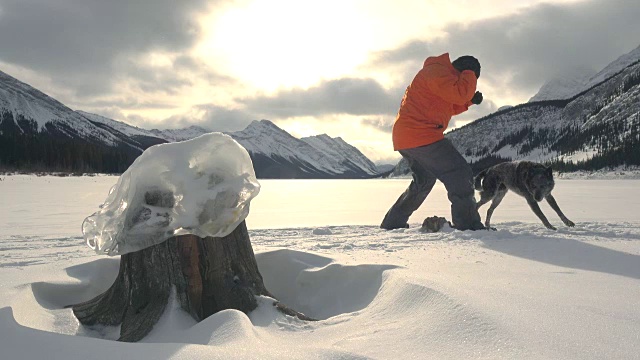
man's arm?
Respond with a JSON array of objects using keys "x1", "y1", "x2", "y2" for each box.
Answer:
[
  {"x1": 452, "y1": 91, "x2": 483, "y2": 115},
  {"x1": 452, "y1": 101, "x2": 473, "y2": 115},
  {"x1": 425, "y1": 65, "x2": 477, "y2": 105}
]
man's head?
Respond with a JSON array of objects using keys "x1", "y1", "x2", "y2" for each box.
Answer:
[{"x1": 452, "y1": 55, "x2": 481, "y2": 78}]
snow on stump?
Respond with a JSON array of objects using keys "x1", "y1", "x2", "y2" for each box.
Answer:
[{"x1": 72, "y1": 133, "x2": 313, "y2": 342}]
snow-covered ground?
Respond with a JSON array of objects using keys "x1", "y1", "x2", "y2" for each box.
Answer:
[
  {"x1": 556, "y1": 167, "x2": 640, "y2": 180},
  {"x1": 1, "y1": 175, "x2": 639, "y2": 359}
]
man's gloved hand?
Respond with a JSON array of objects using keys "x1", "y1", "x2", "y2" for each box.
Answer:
[{"x1": 471, "y1": 91, "x2": 483, "y2": 105}]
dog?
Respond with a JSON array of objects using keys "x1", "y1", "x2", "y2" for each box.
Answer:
[{"x1": 474, "y1": 161, "x2": 575, "y2": 230}]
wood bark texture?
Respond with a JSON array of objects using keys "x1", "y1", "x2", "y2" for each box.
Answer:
[{"x1": 72, "y1": 221, "x2": 313, "y2": 342}]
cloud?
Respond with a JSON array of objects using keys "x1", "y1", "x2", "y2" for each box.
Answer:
[
  {"x1": 240, "y1": 78, "x2": 404, "y2": 118},
  {"x1": 152, "y1": 105, "x2": 256, "y2": 132},
  {"x1": 373, "y1": 40, "x2": 433, "y2": 69},
  {"x1": 369, "y1": 0, "x2": 640, "y2": 102},
  {"x1": 361, "y1": 116, "x2": 395, "y2": 133},
  {"x1": 0, "y1": 0, "x2": 224, "y2": 99}
]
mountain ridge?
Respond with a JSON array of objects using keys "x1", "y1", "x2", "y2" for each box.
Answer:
[
  {"x1": 529, "y1": 44, "x2": 640, "y2": 102},
  {"x1": 452, "y1": 58, "x2": 640, "y2": 171},
  {"x1": 0, "y1": 70, "x2": 381, "y2": 178}
]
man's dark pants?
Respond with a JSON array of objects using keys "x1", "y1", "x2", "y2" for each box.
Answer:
[{"x1": 381, "y1": 139, "x2": 483, "y2": 230}]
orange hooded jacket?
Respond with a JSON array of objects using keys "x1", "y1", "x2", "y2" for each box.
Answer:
[{"x1": 392, "y1": 53, "x2": 477, "y2": 151}]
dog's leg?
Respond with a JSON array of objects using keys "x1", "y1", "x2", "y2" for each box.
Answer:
[
  {"x1": 526, "y1": 196, "x2": 556, "y2": 230},
  {"x1": 476, "y1": 176, "x2": 499, "y2": 210},
  {"x1": 476, "y1": 191, "x2": 493, "y2": 210},
  {"x1": 485, "y1": 188, "x2": 507, "y2": 229},
  {"x1": 545, "y1": 194, "x2": 575, "y2": 227}
]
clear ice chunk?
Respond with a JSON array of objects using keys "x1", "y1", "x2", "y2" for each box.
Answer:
[{"x1": 83, "y1": 133, "x2": 260, "y2": 255}]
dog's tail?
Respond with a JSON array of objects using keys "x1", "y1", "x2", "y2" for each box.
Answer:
[{"x1": 474, "y1": 169, "x2": 488, "y2": 190}]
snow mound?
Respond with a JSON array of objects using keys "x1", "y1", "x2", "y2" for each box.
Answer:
[
  {"x1": 82, "y1": 133, "x2": 260, "y2": 255},
  {"x1": 8, "y1": 246, "x2": 519, "y2": 359},
  {"x1": 12, "y1": 248, "x2": 397, "y2": 328},
  {"x1": 256, "y1": 249, "x2": 397, "y2": 320}
]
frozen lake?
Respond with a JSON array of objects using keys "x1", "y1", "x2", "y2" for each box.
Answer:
[{"x1": 1, "y1": 175, "x2": 639, "y2": 236}]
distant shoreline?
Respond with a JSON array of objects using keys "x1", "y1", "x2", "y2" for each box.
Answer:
[
  {"x1": 0, "y1": 171, "x2": 113, "y2": 177},
  {"x1": 2, "y1": 170, "x2": 640, "y2": 180},
  {"x1": 554, "y1": 169, "x2": 640, "y2": 180}
]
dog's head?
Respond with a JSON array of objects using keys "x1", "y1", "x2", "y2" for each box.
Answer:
[{"x1": 525, "y1": 165, "x2": 555, "y2": 201}]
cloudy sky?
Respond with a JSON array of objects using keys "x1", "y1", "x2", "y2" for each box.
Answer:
[{"x1": 1, "y1": 0, "x2": 639, "y2": 163}]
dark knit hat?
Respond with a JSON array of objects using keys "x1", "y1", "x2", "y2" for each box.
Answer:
[{"x1": 452, "y1": 55, "x2": 481, "y2": 78}]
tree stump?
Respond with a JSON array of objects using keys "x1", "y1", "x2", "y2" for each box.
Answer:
[{"x1": 71, "y1": 221, "x2": 313, "y2": 342}]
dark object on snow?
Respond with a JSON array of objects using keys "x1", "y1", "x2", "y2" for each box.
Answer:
[
  {"x1": 471, "y1": 91, "x2": 483, "y2": 105},
  {"x1": 475, "y1": 161, "x2": 575, "y2": 230},
  {"x1": 421, "y1": 216, "x2": 450, "y2": 232},
  {"x1": 452, "y1": 55, "x2": 481, "y2": 78},
  {"x1": 71, "y1": 191, "x2": 314, "y2": 342}
]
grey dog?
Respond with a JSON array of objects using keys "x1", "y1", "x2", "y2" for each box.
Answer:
[{"x1": 474, "y1": 161, "x2": 575, "y2": 230}]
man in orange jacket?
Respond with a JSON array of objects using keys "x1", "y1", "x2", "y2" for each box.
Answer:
[{"x1": 381, "y1": 53, "x2": 485, "y2": 231}]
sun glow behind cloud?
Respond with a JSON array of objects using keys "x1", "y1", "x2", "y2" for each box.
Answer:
[
  {"x1": 197, "y1": 1, "x2": 379, "y2": 92},
  {"x1": 196, "y1": 0, "x2": 588, "y2": 95}
]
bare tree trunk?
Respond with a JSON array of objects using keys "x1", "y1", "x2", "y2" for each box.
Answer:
[{"x1": 72, "y1": 221, "x2": 313, "y2": 342}]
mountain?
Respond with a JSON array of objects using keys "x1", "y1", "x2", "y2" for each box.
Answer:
[
  {"x1": 528, "y1": 66, "x2": 594, "y2": 102},
  {"x1": 391, "y1": 45, "x2": 640, "y2": 176},
  {"x1": 529, "y1": 45, "x2": 640, "y2": 102},
  {"x1": 585, "y1": 45, "x2": 640, "y2": 89},
  {"x1": 301, "y1": 134, "x2": 379, "y2": 176},
  {"x1": 78, "y1": 110, "x2": 211, "y2": 144},
  {"x1": 84, "y1": 111, "x2": 380, "y2": 178},
  {"x1": 0, "y1": 71, "x2": 152, "y2": 173},
  {"x1": 149, "y1": 126, "x2": 211, "y2": 143},
  {"x1": 0, "y1": 69, "x2": 380, "y2": 178},
  {"x1": 375, "y1": 164, "x2": 395, "y2": 174},
  {"x1": 452, "y1": 58, "x2": 640, "y2": 172},
  {"x1": 0, "y1": 71, "x2": 138, "y2": 150},
  {"x1": 229, "y1": 120, "x2": 379, "y2": 178},
  {"x1": 76, "y1": 111, "x2": 167, "y2": 149},
  {"x1": 386, "y1": 160, "x2": 411, "y2": 178},
  {"x1": 86, "y1": 115, "x2": 381, "y2": 179}
]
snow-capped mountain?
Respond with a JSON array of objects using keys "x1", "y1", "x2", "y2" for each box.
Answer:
[
  {"x1": 76, "y1": 110, "x2": 167, "y2": 150},
  {"x1": 76, "y1": 110, "x2": 152, "y2": 138},
  {"x1": 1, "y1": 69, "x2": 380, "y2": 178},
  {"x1": 585, "y1": 45, "x2": 640, "y2": 89},
  {"x1": 85, "y1": 114, "x2": 381, "y2": 179},
  {"x1": 149, "y1": 126, "x2": 211, "y2": 143},
  {"x1": 77, "y1": 111, "x2": 212, "y2": 144},
  {"x1": 450, "y1": 57, "x2": 640, "y2": 172},
  {"x1": 0, "y1": 71, "x2": 157, "y2": 173},
  {"x1": 528, "y1": 66, "x2": 595, "y2": 102},
  {"x1": 529, "y1": 45, "x2": 640, "y2": 102},
  {"x1": 0, "y1": 71, "x2": 140, "y2": 150},
  {"x1": 301, "y1": 134, "x2": 379, "y2": 176},
  {"x1": 229, "y1": 120, "x2": 379, "y2": 178}
]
